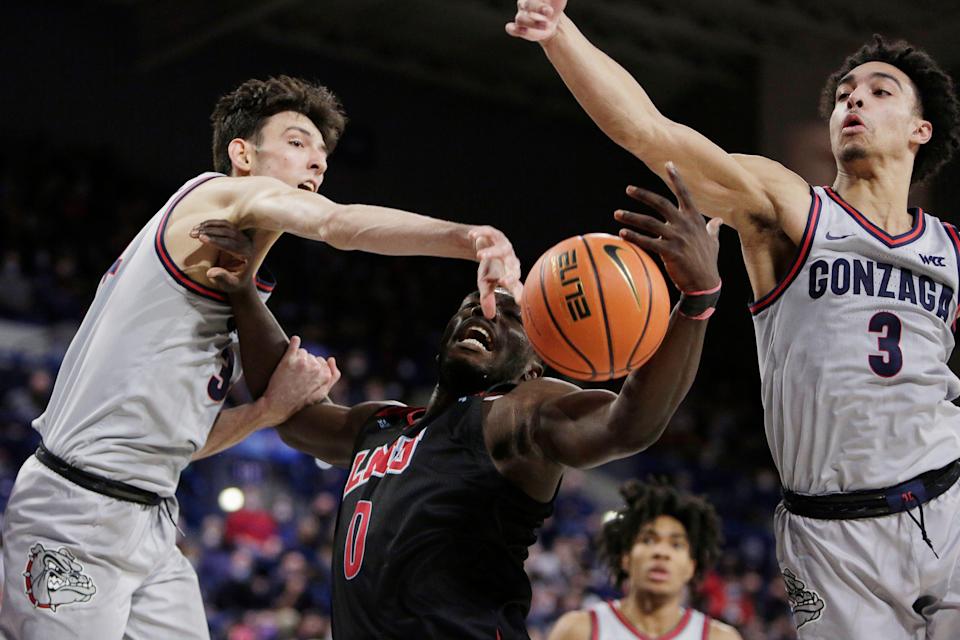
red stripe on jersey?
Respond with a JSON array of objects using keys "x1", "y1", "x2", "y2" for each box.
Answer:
[
  {"x1": 607, "y1": 602, "x2": 693, "y2": 640},
  {"x1": 749, "y1": 189, "x2": 822, "y2": 315},
  {"x1": 825, "y1": 187, "x2": 925, "y2": 247},
  {"x1": 700, "y1": 615, "x2": 711, "y2": 639},
  {"x1": 154, "y1": 174, "x2": 228, "y2": 303},
  {"x1": 942, "y1": 223, "x2": 960, "y2": 331},
  {"x1": 589, "y1": 610, "x2": 599, "y2": 640}
]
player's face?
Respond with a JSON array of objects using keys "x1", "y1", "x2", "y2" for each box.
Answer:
[
  {"x1": 247, "y1": 111, "x2": 329, "y2": 192},
  {"x1": 622, "y1": 515, "x2": 696, "y2": 599},
  {"x1": 828, "y1": 61, "x2": 930, "y2": 172},
  {"x1": 437, "y1": 291, "x2": 538, "y2": 394}
]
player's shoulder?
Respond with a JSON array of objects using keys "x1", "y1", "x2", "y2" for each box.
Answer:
[
  {"x1": 352, "y1": 400, "x2": 407, "y2": 423},
  {"x1": 706, "y1": 617, "x2": 742, "y2": 640},
  {"x1": 188, "y1": 174, "x2": 291, "y2": 207},
  {"x1": 490, "y1": 376, "x2": 587, "y2": 412},
  {"x1": 730, "y1": 153, "x2": 812, "y2": 244},
  {"x1": 547, "y1": 609, "x2": 593, "y2": 640}
]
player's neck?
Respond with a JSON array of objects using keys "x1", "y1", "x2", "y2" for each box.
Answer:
[
  {"x1": 618, "y1": 590, "x2": 686, "y2": 637},
  {"x1": 832, "y1": 162, "x2": 915, "y2": 235}
]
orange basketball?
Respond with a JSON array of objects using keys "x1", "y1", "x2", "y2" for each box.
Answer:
[{"x1": 521, "y1": 233, "x2": 670, "y2": 381}]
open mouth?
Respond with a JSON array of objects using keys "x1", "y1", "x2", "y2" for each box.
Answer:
[
  {"x1": 298, "y1": 181, "x2": 317, "y2": 192},
  {"x1": 456, "y1": 323, "x2": 493, "y2": 352},
  {"x1": 842, "y1": 113, "x2": 865, "y2": 132},
  {"x1": 647, "y1": 567, "x2": 671, "y2": 582}
]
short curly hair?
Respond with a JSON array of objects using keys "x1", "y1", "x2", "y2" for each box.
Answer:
[
  {"x1": 599, "y1": 479, "x2": 722, "y2": 588},
  {"x1": 819, "y1": 35, "x2": 960, "y2": 184},
  {"x1": 210, "y1": 75, "x2": 347, "y2": 175}
]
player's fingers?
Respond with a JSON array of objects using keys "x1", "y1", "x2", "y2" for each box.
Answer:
[
  {"x1": 206, "y1": 268, "x2": 241, "y2": 288},
  {"x1": 625, "y1": 186, "x2": 679, "y2": 222},
  {"x1": 509, "y1": 280, "x2": 524, "y2": 307},
  {"x1": 514, "y1": 11, "x2": 548, "y2": 29},
  {"x1": 477, "y1": 245, "x2": 515, "y2": 262},
  {"x1": 665, "y1": 162, "x2": 701, "y2": 216},
  {"x1": 619, "y1": 228, "x2": 668, "y2": 255},
  {"x1": 615, "y1": 210, "x2": 671, "y2": 238},
  {"x1": 706, "y1": 217, "x2": 724, "y2": 239},
  {"x1": 199, "y1": 234, "x2": 252, "y2": 257},
  {"x1": 287, "y1": 336, "x2": 302, "y2": 356},
  {"x1": 327, "y1": 357, "x2": 341, "y2": 383}
]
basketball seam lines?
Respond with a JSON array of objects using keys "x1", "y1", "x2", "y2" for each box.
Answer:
[
  {"x1": 537, "y1": 247, "x2": 596, "y2": 376},
  {"x1": 581, "y1": 237, "x2": 615, "y2": 378},
  {"x1": 625, "y1": 243, "x2": 655, "y2": 367}
]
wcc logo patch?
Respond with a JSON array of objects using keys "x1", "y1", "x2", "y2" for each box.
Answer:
[
  {"x1": 782, "y1": 568, "x2": 825, "y2": 629},
  {"x1": 23, "y1": 543, "x2": 97, "y2": 611}
]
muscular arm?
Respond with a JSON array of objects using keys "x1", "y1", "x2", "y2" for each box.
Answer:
[
  {"x1": 511, "y1": 9, "x2": 808, "y2": 235},
  {"x1": 192, "y1": 399, "x2": 279, "y2": 460},
  {"x1": 194, "y1": 337, "x2": 337, "y2": 460},
  {"x1": 168, "y1": 176, "x2": 521, "y2": 318},
  {"x1": 225, "y1": 276, "x2": 388, "y2": 466},
  {"x1": 228, "y1": 280, "x2": 289, "y2": 397},
  {"x1": 492, "y1": 168, "x2": 718, "y2": 489},
  {"x1": 520, "y1": 306, "x2": 709, "y2": 470}
]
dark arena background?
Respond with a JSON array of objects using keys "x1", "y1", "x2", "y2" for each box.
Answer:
[{"x1": 2, "y1": 2, "x2": 960, "y2": 638}]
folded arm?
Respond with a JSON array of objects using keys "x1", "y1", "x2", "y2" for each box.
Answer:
[{"x1": 193, "y1": 336, "x2": 338, "y2": 460}]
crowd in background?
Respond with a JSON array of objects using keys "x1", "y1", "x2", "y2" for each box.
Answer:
[{"x1": 0, "y1": 150, "x2": 798, "y2": 638}]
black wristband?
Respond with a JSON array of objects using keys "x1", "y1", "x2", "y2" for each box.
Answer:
[{"x1": 678, "y1": 282, "x2": 721, "y2": 320}]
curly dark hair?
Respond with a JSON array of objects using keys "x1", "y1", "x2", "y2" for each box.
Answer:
[
  {"x1": 819, "y1": 35, "x2": 960, "y2": 184},
  {"x1": 599, "y1": 479, "x2": 722, "y2": 588},
  {"x1": 210, "y1": 75, "x2": 347, "y2": 175}
]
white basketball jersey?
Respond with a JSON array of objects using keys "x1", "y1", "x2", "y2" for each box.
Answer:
[
  {"x1": 34, "y1": 173, "x2": 273, "y2": 495},
  {"x1": 752, "y1": 186, "x2": 960, "y2": 494},
  {"x1": 587, "y1": 601, "x2": 710, "y2": 640}
]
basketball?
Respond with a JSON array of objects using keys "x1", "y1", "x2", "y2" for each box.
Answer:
[{"x1": 521, "y1": 233, "x2": 670, "y2": 381}]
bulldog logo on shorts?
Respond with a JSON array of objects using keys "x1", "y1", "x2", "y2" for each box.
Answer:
[
  {"x1": 22, "y1": 543, "x2": 97, "y2": 611},
  {"x1": 782, "y1": 568, "x2": 825, "y2": 629}
]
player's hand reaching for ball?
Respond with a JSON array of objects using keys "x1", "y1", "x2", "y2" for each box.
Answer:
[
  {"x1": 505, "y1": 0, "x2": 566, "y2": 42},
  {"x1": 616, "y1": 163, "x2": 722, "y2": 294},
  {"x1": 192, "y1": 219, "x2": 256, "y2": 292},
  {"x1": 261, "y1": 336, "x2": 341, "y2": 425},
  {"x1": 470, "y1": 226, "x2": 524, "y2": 319}
]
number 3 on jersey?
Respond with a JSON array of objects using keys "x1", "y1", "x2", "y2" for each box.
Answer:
[
  {"x1": 344, "y1": 500, "x2": 372, "y2": 580},
  {"x1": 868, "y1": 312, "x2": 902, "y2": 377}
]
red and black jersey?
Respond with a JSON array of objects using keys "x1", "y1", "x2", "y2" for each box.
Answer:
[{"x1": 331, "y1": 393, "x2": 555, "y2": 639}]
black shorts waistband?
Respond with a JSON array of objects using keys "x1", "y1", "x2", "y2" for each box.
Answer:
[
  {"x1": 782, "y1": 458, "x2": 960, "y2": 520},
  {"x1": 35, "y1": 443, "x2": 162, "y2": 506}
]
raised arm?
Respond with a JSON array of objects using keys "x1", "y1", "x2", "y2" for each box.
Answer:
[
  {"x1": 507, "y1": 2, "x2": 808, "y2": 234},
  {"x1": 496, "y1": 167, "x2": 719, "y2": 474}
]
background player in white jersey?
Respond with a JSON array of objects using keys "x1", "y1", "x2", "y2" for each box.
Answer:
[
  {"x1": 549, "y1": 480, "x2": 739, "y2": 640},
  {"x1": 0, "y1": 75, "x2": 523, "y2": 640},
  {"x1": 507, "y1": 3, "x2": 960, "y2": 639}
]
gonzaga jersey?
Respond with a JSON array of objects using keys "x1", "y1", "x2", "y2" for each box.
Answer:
[
  {"x1": 587, "y1": 602, "x2": 710, "y2": 640},
  {"x1": 332, "y1": 394, "x2": 555, "y2": 640},
  {"x1": 34, "y1": 173, "x2": 273, "y2": 495},
  {"x1": 752, "y1": 186, "x2": 960, "y2": 493}
]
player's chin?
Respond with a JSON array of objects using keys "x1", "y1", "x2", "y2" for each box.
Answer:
[{"x1": 439, "y1": 351, "x2": 494, "y2": 392}]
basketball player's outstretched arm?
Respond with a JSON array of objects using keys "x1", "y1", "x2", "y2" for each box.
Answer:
[
  {"x1": 494, "y1": 168, "x2": 719, "y2": 482},
  {"x1": 174, "y1": 178, "x2": 520, "y2": 318},
  {"x1": 506, "y1": 1, "x2": 808, "y2": 236},
  {"x1": 192, "y1": 337, "x2": 339, "y2": 460}
]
